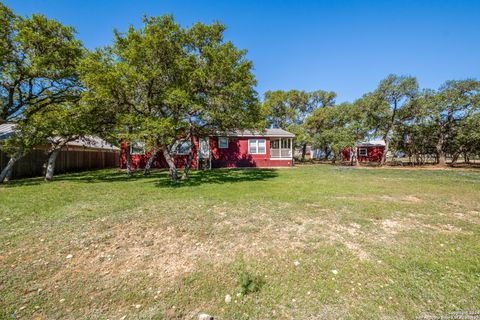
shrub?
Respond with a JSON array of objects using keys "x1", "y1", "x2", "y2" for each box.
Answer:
[{"x1": 234, "y1": 256, "x2": 264, "y2": 296}]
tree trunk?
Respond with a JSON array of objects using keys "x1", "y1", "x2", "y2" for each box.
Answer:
[
  {"x1": 301, "y1": 143, "x2": 307, "y2": 162},
  {"x1": 181, "y1": 151, "x2": 194, "y2": 180},
  {"x1": 162, "y1": 148, "x2": 178, "y2": 180},
  {"x1": 143, "y1": 141, "x2": 158, "y2": 176},
  {"x1": 44, "y1": 149, "x2": 60, "y2": 181},
  {"x1": 381, "y1": 140, "x2": 388, "y2": 165},
  {"x1": 5, "y1": 164, "x2": 13, "y2": 181},
  {"x1": 436, "y1": 137, "x2": 447, "y2": 166},
  {"x1": 381, "y1": 99, "x2": 398, "y2": 166},
  {"x1": 181, "y1": 128, "x2": 195, "y2": 180},
  {"x1": 451, "y1": 152, "x2": 460, "y2": 165},
  {"x1": 125, "y1": 144, "x2": 132, "y2": 178},
  {"x1": 0, "y1": 153, "x2": 21, "y2": 183},
  {"x1": 43, "y1": 140, "x2": 69, "y2": 181}
]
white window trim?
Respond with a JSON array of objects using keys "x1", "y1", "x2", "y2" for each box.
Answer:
[
  {"x1": 130, "y1": 141, "x2": 145, "y2": 155},
  {"x1": 358, "y1": 147, "x2": 368, "y2": 157},
  {"x1": 248, "y1": 139, "x2": 266, "y2": 155},
  {"x1": 218, "y1": 137, "x2": 229, "y2": 149},
  {"x1": 172, "y1": 140, "x2": 192, "y2": 155}
]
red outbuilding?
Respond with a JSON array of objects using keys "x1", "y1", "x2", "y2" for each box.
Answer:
[
  {"x1": 342, "y1": 140, "x2": 386, "y2": 163},
  {"x1": 120, "y1": 128, "x2": 295, "y2": 170}
]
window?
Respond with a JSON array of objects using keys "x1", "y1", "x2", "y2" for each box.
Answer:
[
  {"x1": 270, "y1": 139, "x2": 280, "y2": 149},
  {"x1": 248, "y1": 139, "x2": 266, "y2": 154},
  {"x1": 281, "y1": 139, "x2": 291, "y2": 149},
  {"x1": 130, "y1": 141, "x2": 145, "y2": 155},
  {"x1": 172, "y1": 140, "x2": 192, "y2": 155},
  {"x1": 358, "y1": 148, "x2": 368, "y2": 157},
  {"x1": 218, "y1": 137, "x2": 229, "y2": 149}
]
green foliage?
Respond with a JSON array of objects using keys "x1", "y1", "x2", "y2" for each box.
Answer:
[
  {"x1": 263, "y1": 89, "x2": 335, "y2": 129},
  {"x1": 1, "y1": 120, "x2": 46, "y2": 156},
  {"x1": 363, "y1": 74, "x2": 418, "y2": 141},
  {"x1": 0, "y1": 2, "x2": 85, "y2": 177},
  {"x1": 305, "y1": 102, "x2": 368, "y2": 161},
  {"x1": 263, "y1": 89, "x2": 336, "y2": 160},
  {"x1": 0, "y1": 3, "x2": 83, "y2": 123},
  {"x1": 391, "y1": 80, "x2": 480, "y2": 163},
  {"x1": 80, "y1": 15, "x2": 261, "y2": 178},
  {"x1": 238, "y1": 270, "x2": 263, "y2": 296},
  {"x1": 2, "y1": 0, "x2": 480, "y2": 173},
  {"x1": 234, "y1": 256, "x2": 264, "y2": 296}
]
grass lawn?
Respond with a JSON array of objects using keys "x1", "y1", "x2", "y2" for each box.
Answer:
[{"x1": 1, "y1": 165, "x2": 479, "y2": 319}]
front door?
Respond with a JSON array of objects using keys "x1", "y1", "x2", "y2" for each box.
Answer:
[
  {"x1": 198, "y1": 137, "x2": 210, "y2": 159},
  {"x1": 197, "y1": 137, "x2": 210, "y2": 169}
]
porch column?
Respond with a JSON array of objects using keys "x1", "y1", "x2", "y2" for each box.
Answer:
[
  {"x1": 279, "y1": 139, "x2": 282, "y2": 158},
  {"x1": 290, "y1": 138, "x2": 293, "y2": 158}
]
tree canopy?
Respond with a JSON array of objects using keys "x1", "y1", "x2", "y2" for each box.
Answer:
[
  {"x1": 79, "y1": 15, "x2": 261, "y2": 180},
  {"x1": 0, "y1": 3, "x2": 83, "y2": 123},
  {"x1": 0, "y1": 3, "x2": 84, "y2": 182}
]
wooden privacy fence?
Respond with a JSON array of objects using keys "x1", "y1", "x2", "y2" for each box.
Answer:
[{"x1": 0, "y1": 147, "x2": 120, "y2": 179}]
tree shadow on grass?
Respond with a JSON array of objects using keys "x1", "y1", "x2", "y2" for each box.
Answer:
[
  {"x1": 155, "y1": 168, "x2": 279, "y2": 188},
  {"x1": 0, "y1": 169, "x2": 146, "y2": 187},
  {"x1": 1, "y1": 168, "x2": 279, "y2": 188}
]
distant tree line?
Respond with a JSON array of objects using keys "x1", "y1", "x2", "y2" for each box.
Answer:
[
  {"x1": 262, "y1": 75, "x2": 480, "y2": 166},
  {"x1": 1, "y1": 2, "x2": 479, "y2": 184}
]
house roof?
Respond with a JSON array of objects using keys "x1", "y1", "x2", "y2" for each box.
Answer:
[
  {"x1": 64, "y1": 136, "x2": 119, "y2": 150},
  {"x1": 0, "y1": 123, "x2": 16, "y2": 140},
  {"x1": 217, "y1": 128, "x2": 295, "y2": 138},
  {"x1": 0, "y1": 122, "x2": 119, "y2": 150}
]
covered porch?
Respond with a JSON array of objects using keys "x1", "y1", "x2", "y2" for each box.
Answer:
[{"x1": 270, "y1": 138, "x2": 293, "y2": 159}]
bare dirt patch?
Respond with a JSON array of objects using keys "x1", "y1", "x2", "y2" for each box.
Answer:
[
  {"x1": 380, "y1": 219, "x2": 410, "y2": 235},
  {"x1": 324, "y1": 222, "x2": 372, "y2": 261},
  {"x1": 437, "y1": 224, "x2": 463, "y2": 233},
  {"x1": 336, "y1": 195, "x2": 422, "y2": 204},
  {"x1": 452, "y1": 211, "x2": 480, "y2": 224},
  {"x1": 377, "y1": 217, "x2": 470, "y2": 237},
  {"x1": 195, "y1": 207, "x2": 377, "y2": 263},
  {"x1": 54, "y1": 211, "x2": 330, "y2": 286},
  {"x1": 343, "y1": 241, "x2": 370, "y2": 261},
  {"x1": 402, "y1": 195, "x2": 422, "y2": 203}
]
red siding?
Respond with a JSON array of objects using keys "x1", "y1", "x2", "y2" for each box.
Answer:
[
  {"x1": 119, "y1": 137, "x2": 199, "y2": 170},
  {"x1": 210, "y1": 137, "x2": 292, "y2": 168},
  {"x1": 342, "y1": 146, "x2": 385, "y2": 162},
  {"x1": 119, "y1": 136, "x2": 293, "y2": 169},
  {"x1": 357, "y1": 146, "x2": 384, "y2": 162},
  {"x1": 342, "y1": 148, "x2": 352, "y2": 161}
]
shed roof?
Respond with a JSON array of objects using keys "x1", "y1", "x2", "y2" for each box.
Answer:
[
  {"x1": 217, "y1": 128, "x2": 295, "y2": 138},
  {"x1": 357, "y1": 140, "x2": 386, "y2": 147}
]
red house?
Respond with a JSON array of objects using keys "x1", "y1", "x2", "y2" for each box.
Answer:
[
  {"x1": 120, "y1": 128, "x2": 295, "y2": 170},
  {"x1": 342, "y1": 140, "x2": 386, "y2": 163}
]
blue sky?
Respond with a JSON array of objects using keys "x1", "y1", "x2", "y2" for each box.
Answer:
[{"x1": 5, "y1": 0, "x2": 480, "y2": 103}]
